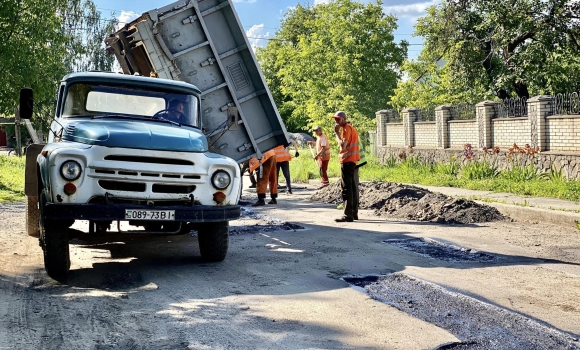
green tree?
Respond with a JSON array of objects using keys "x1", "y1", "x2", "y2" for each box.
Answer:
[
  {"x1": 257, "y1": 0, "x2": 407, "y2": 135},
  {"x1": 0, "y1": 0, "x2": 116, "y2": 128},
  {"x1": 412, "y1": 0, "x2": 580, "y2": 100}
]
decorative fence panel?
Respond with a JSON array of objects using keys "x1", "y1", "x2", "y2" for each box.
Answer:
[{"x1": 495, "y1": 97, "x2": 528, "y2": 118}]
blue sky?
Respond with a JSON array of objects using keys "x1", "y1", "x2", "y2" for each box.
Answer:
[{"x1": 93, "y1": 0, "x2": 439, "y2": 61}]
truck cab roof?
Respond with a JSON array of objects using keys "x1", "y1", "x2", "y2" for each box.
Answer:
[{"x1": 62, "y1": 72, "x2": 201, "y2": 95}]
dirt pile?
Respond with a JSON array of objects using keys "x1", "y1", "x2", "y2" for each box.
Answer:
[{"x1": 310, "y1": 181, "x2": 505, "y2": 224}]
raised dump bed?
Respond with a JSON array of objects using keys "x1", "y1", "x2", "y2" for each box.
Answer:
[{"x1": 106, "y1": 0, "x2": 288, "y2": 162}]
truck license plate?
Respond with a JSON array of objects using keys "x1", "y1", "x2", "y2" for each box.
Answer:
[{"x1": 125, "y1": 210, "x2": 175, "y2": 221}]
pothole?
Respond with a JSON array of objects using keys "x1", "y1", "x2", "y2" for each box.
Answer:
[
  {"x1": 343, "y1": 273, "x2": 579, "y2": 350},
  {"x1": 384, "y1": 238, "x2": 495, "y2": 262}
]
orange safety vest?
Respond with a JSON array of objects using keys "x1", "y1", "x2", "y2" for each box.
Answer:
[
  {"x1": 316, "y1": 134, "x2": 331, "y2": 161},
  {"x1": 273, "y1": 145, "x2": 292, "y2": 162},
  {"x1": 249, "y1": 150, "x2": 276, "y2": 172},
  {"x1": 339, "y1": 124, "x2": 360, "y2": 164}
]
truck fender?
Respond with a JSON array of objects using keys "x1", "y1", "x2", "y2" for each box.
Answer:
[{"x1": 25, "y1": 144, "x2": 45, "y2": 238}]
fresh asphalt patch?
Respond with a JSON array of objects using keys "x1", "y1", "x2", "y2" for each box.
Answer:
[
  {"x1": 383, "y1": 238, "x2": 496, "y2": 263},
  {"x1": 343, "y1": 274, "x2": 580, "y2": 350},
  {"x1": 229, "y1": 206, "x2": 305, "y2": 235}
]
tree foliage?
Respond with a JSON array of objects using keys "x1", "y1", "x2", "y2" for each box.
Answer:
[
  {"x1": 0, "y1": 0, "x2": 116, "y2": 127},
  {"x1": 396, "y1": 0, "x2": 580, "y2": 106},
  {"x1": 257, "y1": 0, "x2": 407, "y2": 135}
]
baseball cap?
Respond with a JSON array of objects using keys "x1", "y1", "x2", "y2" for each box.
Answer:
[
  {"x1": 333, "y1": 111, "x2": 346, "y2": 119},
  {"x1": 313, "y1": 125, "x2": 321, "y2": 131}
]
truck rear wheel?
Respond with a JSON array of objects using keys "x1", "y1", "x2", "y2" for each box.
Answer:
[
  {"x1": 39, "y1": 193, "x2": 70, "y2": 282},
  {"x1": 197, "y1": 221, "x2": 229, "y2": 262}
]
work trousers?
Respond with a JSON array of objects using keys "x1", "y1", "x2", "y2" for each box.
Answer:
[
  {"x1": 257, "y1": 156, "x2": 278, "y2": 199},
  {"x1": 240, "y1": 161, "x2": 257, "y2": 186},
  {"x1": 276, "y1": 161, "x2": 291, "y2": 191},
  {"x1": 340, "y1": 162, "x2": 359, "y2": 219},
  {"x1": 319, "y1": 159, "x2": 329, "y2": 185}
]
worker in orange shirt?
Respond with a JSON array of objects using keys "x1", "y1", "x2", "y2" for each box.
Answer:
[
  {"x1": 332, "y1": 111, "x2": 360, "y2": 222},
  {"x1": 307, "y1": 126, "x2": 330, "y2": 188},
  {"x1": 249, "y1": 149, "x2": 278, "y2": 206},
  {"x1": 273, "y1": 140, "x2": 299, "y2": 194}
]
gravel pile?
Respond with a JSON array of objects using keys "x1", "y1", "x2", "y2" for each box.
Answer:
[{"x1": 310, "y1": 181, "x2": 505, "y2": 224}]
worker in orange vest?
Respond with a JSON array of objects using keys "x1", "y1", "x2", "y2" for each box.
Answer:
[
  {"x1": 332, "y1": 111, "x2": 360, "y2": 222},
  {"x1": 249, "y1": 149, "x2": 278, "y2": 206},
  {"x1": 273, "y1": 140, "x2": 299, "y2": 194},
  {"x1": 307, "y1": 126, "x2": 330, "y2": 188}
]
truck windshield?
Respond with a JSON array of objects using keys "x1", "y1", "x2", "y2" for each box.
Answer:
[{"x1": 62, "y1": 83, "x2": 199, "y2": 127}]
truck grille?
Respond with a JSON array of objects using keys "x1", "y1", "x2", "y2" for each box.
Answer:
[
  {"x1": 104, "y1": 155, "x2": 193, "y2": 166},
  {"x1": 90, "y1": 153, "x2": 203, "y2": 196},
  {"x1": 99, "y1": 180, "x2": 146, "y2": 192},
  {"x1": 152, "y1": 184, "x2": 196, "y2": 194},
  {"x1": 93, "y1": 168, "x2": 200, "y2": 180}
]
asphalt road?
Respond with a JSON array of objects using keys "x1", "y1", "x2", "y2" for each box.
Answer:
[{"x1": 0, "y1": 183, "x2": 579, "y2": 349}]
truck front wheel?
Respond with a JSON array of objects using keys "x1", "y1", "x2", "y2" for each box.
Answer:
[
  {"x1": 39, "y1": 193, "x2": 70, "y2": 282},
  {"x1": 197, "y1": 221, "x2": 229, "y2": 262}
]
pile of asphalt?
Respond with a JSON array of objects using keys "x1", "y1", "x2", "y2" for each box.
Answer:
[{"x1": 310, "y1": 181, "x2": 504, "y2": 224}]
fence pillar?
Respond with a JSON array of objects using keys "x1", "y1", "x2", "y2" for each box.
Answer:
[
  {"x1": 476, "y1": 101, "x2": 496, "y2": 149},
  {"x1": 435, "y1": 105, "x2": 452, "y2": 149},
  {"x1": 375, "y1": 110, "x2": 389, "y2": 147},
  {"x1": 527, "y1": 95, "x2": 552, "y2": 151},
  {"x1": 402, "y1": 107, "x2": 418, "y2": 147}
]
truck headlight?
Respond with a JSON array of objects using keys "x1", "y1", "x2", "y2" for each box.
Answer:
[
  {"x1": 211, "y1": 170, "x2": 231, "y2": 190},
  {"x1": 60, "y1": 160, "x2": 82, "y2": 181}
]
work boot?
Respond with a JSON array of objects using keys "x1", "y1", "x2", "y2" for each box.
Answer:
[
  {"x1": 335, "y1": 216, "x2": 353, "y2": 222},
  {"x1": 249, "y1": 184, "x2": 256, "y2": 188},
  {"x1": 252, "y1": 199, "x2": 265, "y2": 206},
  {"x1": 286, "y1": 190, "x2": 293, "y2": 195},
  {"x1": 268, "y1": 198, "x2": 277, "y2": 205},
  {"x1": 353, "y1": 214, "x2": 359, "y2": 220}
]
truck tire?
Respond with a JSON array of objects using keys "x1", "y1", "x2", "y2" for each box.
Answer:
[
  {"x1": 197, "y1": 221, "x2": 229, "y2": 262},
  {"x1": 26, "y1": 196, "x2": 40, "y2": 238},
  {"x1": 39, "y1": 192, "x2": 70, "y2": 282}
]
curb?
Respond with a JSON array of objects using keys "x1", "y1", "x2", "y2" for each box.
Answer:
[{"x1": 477, "y1": 201, "x2": 580, "y2": 228}]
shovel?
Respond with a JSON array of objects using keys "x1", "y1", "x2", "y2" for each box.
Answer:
[{"x1": 308, "y1": 144, "x2": 323, "y2": 177}]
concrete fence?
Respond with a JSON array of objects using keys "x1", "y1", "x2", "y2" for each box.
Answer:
[{"x1": 375, "y1": 96, "x2": 580, "y2": 179}]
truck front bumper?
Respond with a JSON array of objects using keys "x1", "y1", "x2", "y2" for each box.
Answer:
[{"x1": 43, "y1": 203, "x2": 241, "y2": 222}]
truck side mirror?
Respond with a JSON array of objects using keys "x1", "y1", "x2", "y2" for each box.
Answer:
[{"x1": 19, "y1": 88, "x2": 34, "y2": 120}]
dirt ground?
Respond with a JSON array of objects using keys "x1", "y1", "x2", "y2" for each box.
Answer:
[{"x1": 0, "y1": 182, "x2": 579, "y2": 349}]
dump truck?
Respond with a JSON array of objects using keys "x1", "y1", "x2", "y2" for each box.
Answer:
[{"x1": 22, "y1": 0, "x2": 288, "y2": 281}]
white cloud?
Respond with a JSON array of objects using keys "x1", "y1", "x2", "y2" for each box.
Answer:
[
  {"x1": 116, "y1": 10, "x2": 140, "y2": 30},
  {"x1": 232, "y1": 0, "x2": 258, "y2": 3},
  {"x1": 246, "y1": 24, "x2": 271, "y2": 52},
  {"x1": 314, "y1": 0, "x2": 330, "y2": 4},
  {"x1": 383, "y1": 0, "x2": 439, "y2": 19}
]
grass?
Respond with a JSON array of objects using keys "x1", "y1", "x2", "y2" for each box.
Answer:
[
  {"x1": 289, "y1": 148, "x2": 580, "y2": 202},
  {"x1": 0, "y1": 155, "x2": 26, "y2": 203}
]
